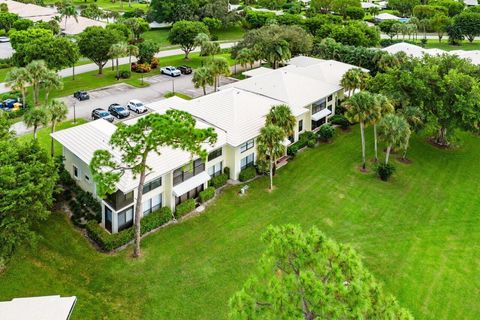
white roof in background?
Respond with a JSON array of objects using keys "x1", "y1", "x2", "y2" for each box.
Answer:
[
  {"x1": 376, "y1": 13, "x2": 401, "y2": 20},
  {"x1": 250, "y1": 7, "x2": 284, "y2": 15},
  {"x1": 464, "y1": 0, "x2": 478, "y2": 5},
  {"x1": 172, "y1": 171, "x2": 210, "y2": 196},
  {"x1": 242, "y1": 67, "x2": 273, "y2": 78},
  {"x1": 0, "y1": 0, "x2": 105, "y2": 34},
  {"x1": 152, "y1": 89, "x2": 283, "y2": 147},
  {"x1": 361, "y1": 2, "x2": 380, "y2": 9},
  {"x1": 52, "y1": 112, "x2": 227, "y2": 192},
  {"x1": 287, "y1": 56, "x2": 326, "y2": 68},
  {"x1": 223, "y1": 68, "x2": 340, "y2": 111},
  {"x1": 149, "y1": 21, "x2": 171, "y2": 29},
  {"x1": 378, "y1": 1, "x2": 388, "y2": 8},
  {"x1": 382, "y1": 42, "x2": 445, "y2": 58},
  {"x1": 0, "y1": 296, "x2": 76, "y2": 320}
]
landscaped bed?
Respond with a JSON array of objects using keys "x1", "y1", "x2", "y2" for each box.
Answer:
[{"x1": 1, "y1": 127, "x2": 480, "y2": 319}]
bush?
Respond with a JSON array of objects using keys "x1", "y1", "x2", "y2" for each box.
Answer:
[
  {"x1": 210, "y1": 173, "x2": 228, "y2": 189},
  {"x1": 255, "y1": 159, "x2": 269, "y2": 175},
  {"x1": 141, "y1": 207, "x2": 173, "y2": 234},
  {"x1": 151, "y1": 57, "x2": 159, "y2": 69},
  {"x1": 287, "y1": 144, "x2": 299, "y2": 157},
  {"x1": 131, "y1": 63, "x2": 151, "y2": 73},
  {"x1": 119, "y1": 70, "x2": 131, "y2": 79},
  {"x1": 376, "y1": 163, "x2": 396, "y2": 181},
  {"x1": 199, "y1": 187, "x2": 215, "y2": 203},
  {"x1": 330, "y1": 114, "x2": 350, "y2": 129},
  {"x1": 239, "y1": 166, "x2": 256, "y2": 182},
  {"x1": 175, "y1": 199, "x2": 195, "y2": 218},
  {"x1": 86, "y1": 207, "x2": 172, "y2": 251},
  {"x1": 298, "y1": 131, "x2": 317, "y2": 148},
  {"x1": 318, "y1": 124, "x2": 335, "y2": 142},
  {"x1": 346, "y1": 6, "x2": 365, "y2": 20}
]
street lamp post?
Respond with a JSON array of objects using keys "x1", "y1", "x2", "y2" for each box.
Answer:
[{"x1": 73, "y1": 101, "x2": 76, "y2": 124}]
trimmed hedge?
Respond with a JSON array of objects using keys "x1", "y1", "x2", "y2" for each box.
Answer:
[
  {"x1": 330, "y1": 115, "x2": 350, "y2": 129},
  {"x1": 210, "y1": 173, "x2": 228, "y2": 189},
  {"x1": 239, "y1": 166, "x2": 256, "y2": 182},
  {"x1": 318, "y1": 124, "x2": 335, "y2": 142},
  {"x1": 86, "y1": 207, "x2": 173, "y2": 251},
  {"x1": 175, "y1": 199, "x2": 195, "y2": 218},
  {"x1": 199, "y1": 187, "x2": 215, "y2": 203}
]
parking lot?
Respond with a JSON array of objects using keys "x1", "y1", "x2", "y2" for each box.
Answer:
[{"x1": 61, "y1": 73, "x2": 237, "y2": 124}]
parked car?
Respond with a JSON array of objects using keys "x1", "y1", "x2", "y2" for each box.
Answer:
[
  {"x1": 160, "y1": 66, "x2": 181, "y2": 77},
  {"x1": 74, "y1": 91, "x2": 90, "y2": 101},
  {"x1": 108, "y1": 103, "x2": 130, "y2": 119},
  {"x1": 91, "y1": 108, "x2": 114, "y2": 122},
  {"x1": 178, "y1": 65, "x2": 192, "y2": 75},
  {"x1": 0, "y1": 36, "x2": 10, "y2": 43},
  {"x1": 3, "y1": 98, "x2": 18, "y2": 109},
  {"x1": 127, "y1": 99, "x2": 147, "y2": 113}
]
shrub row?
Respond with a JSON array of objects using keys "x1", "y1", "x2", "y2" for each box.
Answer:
[
  {"x1": 131, "y1": 62, "x2": 151, "y2": 73},
  {"x1": 209, "y1": 173, "x2": 228, "y2": 189},
  {"x1": 199, "y1": 187, "x2": 215, "y2": 203},
  {"x1": 330, "y1": 115, "x2": 350, "y2": 129},
  {"x1": 175, "y1": 199, "x2": 196, "y2": 218},
  {"x1": 288, "y1": 131, "x2": 316, "y2": 157},
  {"x1": 318, "y1": 124, "x2": 335, "y2": 142},
  {"x1": 239, "y1": 166, "x2": 256, "y2": 182},
  {"x1": 86, "y1": 207, "x2": 173, "y2": 251}
]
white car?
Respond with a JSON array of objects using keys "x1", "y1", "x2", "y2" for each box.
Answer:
[
  {"x1": 127, "y1": 99, "x2": 147, "y2": 113},
  {"x1": 160, "y1": 66, "x2": 181, "y2": 77}
]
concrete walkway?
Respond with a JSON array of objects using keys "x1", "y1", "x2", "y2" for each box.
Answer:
[{"x1": 0, "y1": 42, "x2": 236, "y2": 94}]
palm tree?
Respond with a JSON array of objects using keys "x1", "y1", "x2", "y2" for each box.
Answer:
[
  {"x1": 340, "y1": 68, "x2": 370, "y2": 98},
  {"x1": 192, "y1": 66, "x2": 214, "y2": 95},
  {"x1": 236, "y1": 48, "x2": 255, "y2": 71},
  {"x1": 208, "y1": 57, "x2": 230, "y2": 92},
  {"x1": 378, "y1": 114, "x2": 411, "y2": 164},
  {"x1": 5, "y1": 67, "x2": 29, "y2": 106},
  {"x1": 265, "y1": 104, "x2": 296, "y2": 139},
  {"x1": 58, "y1": 0, "x2": 78, "y2": 31},
  {"x1": 397, "y1": 105, "x2": 423, "y2": 160},
  {"x1": 42, "y1": 70, "x2": 63, "y2": 104},
  {"x1": 371, "y1": 94, "x2": 394, "y2": 162},
  {"x1": 23, "y1": 107, "x2": 48, "y2": 140},
  {"x1": 25, "y1": 60, "x2": 49, "y2": 106},
  {"x1": 46, "y1": 99, "x2": 68, "y2": 157},
  {"x1": 267, "y1": 39, "x2": 291, "y2": 69},
  {"x1": 257, "y1": 124, "x2": 286, "y2": 190},
  {"x1": 344, "y1": 91, "x2": 379, "y2": 170},
  {"x1": 127, "y1": 44, "x2": 139, "y2": 72},
  {"x1": 109, "y1": 42, "x2": 128, "y2": 79}
]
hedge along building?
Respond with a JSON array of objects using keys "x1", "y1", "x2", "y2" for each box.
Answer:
[{"x1": 52, "y1": 56, "x2": 365, "y2": 234}]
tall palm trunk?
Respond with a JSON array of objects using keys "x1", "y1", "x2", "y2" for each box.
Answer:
[
  {"x1": 116, "y1": 57, "x2": 120, "y2": 79},
  {"x1": 133, "y1": 158, "x2": 147, "y2": 258},
  {"x1": 21, "y1": 88, "x2": 26, "y2": 107},
  {"x1": 34, "y1": 84, "x2": 40, "y2": 106},
  {"x1": 373, "y1": 124, "x2": 378, "y2": 162},
  {"x1": 269, "y1": 159, "x2": 274, "y2": 190},
  {"x1": 129, "y1": 54, "x2": 132, "y2": 72},
  {"x1": 202, "y1": 85, "x2": 206, "y2": 95},
  {"x1": 50, "y1": 121, "x2": 56, "y2": 157},
  {"x1": 33, "y1": 125, "x2": 38, "y2": 140},
  {"x1": 45, "y1": 90, "x2": 50, "y2": 104},
  {"x1": 360, "y1": 122, "x2": 366, "y2": 169},
  {"x1": 385, "y1": 145, "x2": 392, "y2": 164}
]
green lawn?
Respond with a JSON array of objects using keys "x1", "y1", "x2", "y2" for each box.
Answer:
[
  {"x1": 43, "y1": 0, "x2": 148, "y2": 11},
  {"x1": 144, "y1": 26, "x2": 245, "y2": 47},
  {"x1": 2, "y1": 127, "x2": 480, "y2": 320},
  {"x1": 17, "y1": 119, "x2": 87, "y2": 157},
  {"x1": 424, "y1": 39, "x2": 480, "y2": 51}
]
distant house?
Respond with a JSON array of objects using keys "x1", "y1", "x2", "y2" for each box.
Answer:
[
  {"x1": 52, "y1": 56, "x2": 366, "y2": 234},
  {"x1": 463, "y1": 0, "x2": 478, "y2": 6},
  {"x1": 0, "y1": 296, "x2": 76, "y2": 320},
  {"x1": 375, "y1": 12, "x2": 403, "y2": 22},
  {"x1": 0, "y1": 0, "x2": 105, "y2": 35}
]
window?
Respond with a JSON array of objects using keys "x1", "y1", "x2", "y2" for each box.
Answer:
[
  {"x1": 328, "y1": 95, "x2": 333, "y2": 102},
  {"x1": 143, "y1": 177, "x2": 162, "y2": 194},
  {"x1": 143, "y1": 194, "x2": 162, "y2": 215},
  {"x1": 240, "y1": 153, "x2": 255, "y2": 170},
  {"x1": 312, "y1": 98, "x2": 326, "y2": 114},
  {"x1": 118, "y1": 206, "x2": 133, "y2": 231},
  {"x1": 208, "y1": 148, "x2": 222, "y2": 161},
  {"x1": 175, "y1": 185, "x2": 204, "y2": 205},
  {"x1": 173, "y1": 159, "x2": 205, "y2": 186},
  {"x1": 240, "y1": 139, "x2": 254, "y2": 153},
  {"x1": 85, "y1": 175, "x2": 90, "y2": 183},
  {"x1": 73, "y1": 165, "x2": 79, "y2": 178},
  {"x1": 298, "y1": 120, "x2": 303, "y2": 132},
  {"x1": 208, "y1": 162, "x2": 223, "y2": 177}
]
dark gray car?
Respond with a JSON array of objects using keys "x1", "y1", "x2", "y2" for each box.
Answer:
[
  {"x1": 91, "y1": 108, "x2": 114, "y2": 122},
  {"x1": 108, "y1": 103, "x2": 130, "y2": 119}
]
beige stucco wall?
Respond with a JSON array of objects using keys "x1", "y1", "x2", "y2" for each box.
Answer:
[{"x1": 63, "y1": 147, "x2": 97, "y2": 196}]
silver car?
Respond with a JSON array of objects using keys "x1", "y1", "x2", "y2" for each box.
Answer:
[{"x1": 127, "y1": 99, "x2": 147, "y2": 113}]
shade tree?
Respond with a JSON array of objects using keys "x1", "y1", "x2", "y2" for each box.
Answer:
[{"x1": 168, "y1": 20, "x2": 209, "y2": 60}]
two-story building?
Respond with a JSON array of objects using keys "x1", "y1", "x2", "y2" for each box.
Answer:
[{"x1": 52, "y1": 56, "x2": 366, "y2": 233}]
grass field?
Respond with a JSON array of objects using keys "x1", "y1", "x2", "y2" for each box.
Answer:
[
  {"x1": 144, "y1": 26, "x2": 245, "y2": 47},
  {"x1": 1, "y1": 127, "x2": 480, "y2": 319},
  {"x1": 43, "y1": 0, "x2": 148, "y2": 12},
  {"x1": 424, "y1": 39, "x2": 480, "y2": 51}
]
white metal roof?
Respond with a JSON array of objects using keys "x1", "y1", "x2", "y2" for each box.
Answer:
[
  {"x1": 450, "y1": 50, "x2": 480, "y2": 65},
  {"x1": 223, "y1": 68, "x2": 341, "y2": 111},
  {"x1": 375, "y1": 13, "x2": 401, "y2": 21},
  {"x1": 361, "y1": 2, "x2": 381, "y2": 9},
  {"x1": 52, "y1": 112, "x2": 227, "y2": 192},
  {"x1": 0, "y1": 295, "x2": 76, "y2": 320},
  {"x1": 464, "y1": 0, "x2": 478, "y2": 5},
  {"x1": 312, "y1": 108, "x2": 332, "y2": 121},
  {"x1": 382, "y1": 42, "x2": 446, "y2": 58},
  {"x1": 151, "y1": 89, "x2": 284, "y2": 147},
  {"x1": 242, "y1": 67, "x2": 274, "y2": 78},
  {"x1": 287, "y1": 56, "x2": 326, "y2": 68},
  {"x1": 172, "y1": 171, "x2": 210, "y2": 196}
]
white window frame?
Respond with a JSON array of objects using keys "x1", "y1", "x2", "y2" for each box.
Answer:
[
  {"x1": 240, "y1": 139, "x2": 254, "y2": 153},
  {"x1": 208, "y1": 162, "x2": 223, "y2": 177},
  {"x1": 240, "y1": 153, "x2": 255, "y2": 170}
]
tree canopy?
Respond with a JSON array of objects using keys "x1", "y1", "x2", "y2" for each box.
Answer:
[
  {"x1": 78, "y1": 26, "x2": 122, "y2": 74},
  {"x1": 229, "y1": 224, "x2": 413, "y2": 319},
  {"x1": 168, "y1": 20, "x2": 209, "y2": 59}
]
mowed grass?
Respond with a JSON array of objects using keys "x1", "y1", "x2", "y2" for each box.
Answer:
[
  {"x1": 1, "y1": 127, "x2": 480, "y2": 320},
  {"x1": 43, "y1": 0, "x2": 148, "y2": 11}
]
